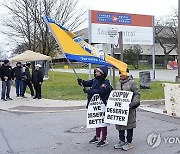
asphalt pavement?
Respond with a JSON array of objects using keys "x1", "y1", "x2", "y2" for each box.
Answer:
[
  {"x1": 0, "y1": 69, "x2": 180, "y2": 154},
  {"x1": 0, "y1": 108, "x2": 180, "y2": 154}
]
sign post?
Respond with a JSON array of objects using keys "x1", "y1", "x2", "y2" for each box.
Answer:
[
  {"x1": 176, "y1": 0, "x2": 180, "y2": 82},
  {"x1": 152, "y1": 16, "x2": 156, "y2": 80},
  {"x1": 106, "y1": 28, "x2": 118, "y2": 89},
  {"x1": 119, "y1": 31, "x2": 123, "y2": 61}
]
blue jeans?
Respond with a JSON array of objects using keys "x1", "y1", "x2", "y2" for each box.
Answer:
[
  {"x1": 15, "y1": 80, "x2": 23, "y2": 96},
  {"x1": 1, "y1": 80, "x2": 11, "y2": 99}
]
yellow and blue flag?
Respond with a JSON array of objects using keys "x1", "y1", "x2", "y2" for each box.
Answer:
[{"x1": 43, "y1": 16, "x2": 128, "y2": 75}]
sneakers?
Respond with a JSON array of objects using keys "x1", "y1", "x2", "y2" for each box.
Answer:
[
  {"x1": 122, "y1": 142, "x2": 133, "y2": 151},
  {"x1": 1, "y1": 98, "x2": 7, "y2": 101},
  {"x1": 1, "y1": 98, "x2": 13, "y2": 101},
  {"x1": 97, "y1": 140, "x2": 108, "y2": 147},
  {"x1": 6, "y1": 97, "x2": 13, "y2": 100},
  {"x1": 114, "y1": 140, "x2": 126, "y2": 149},
  {"x1": 89, "y1": 136, "x2": 100, "y2": 144},
  {"x1": 89, "y1": 136, "x2": 108, "y2": 147}
]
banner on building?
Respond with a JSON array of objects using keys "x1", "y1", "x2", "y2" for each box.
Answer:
[{"x1": 89, "y1": 10, "x2": 153, "y2": 45}]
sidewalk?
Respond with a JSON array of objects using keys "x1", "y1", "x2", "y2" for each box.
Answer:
[
  {"x1": 0, "y1": 83, "x2": 86, "y2": 112},
  {"x1": 0, "y1": 81, "x2": 179, "y2": 119},
  {"x1": 0, "y1": 82, "x2": 170, "y2": 116},
  {"x1": 0, "y1": 94, "x2": 167, "y2": 115}
]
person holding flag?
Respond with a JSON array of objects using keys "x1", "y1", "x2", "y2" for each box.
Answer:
[
  {"x1": 77, "y1": 65, "x2": 111, "y2": 147},
  {"x1": 43, "y1": 16, "x2": 137, "y2": 148}
]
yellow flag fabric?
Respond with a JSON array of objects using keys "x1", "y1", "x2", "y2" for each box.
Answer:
[{"x1": 43, "y1": 16, "x2": 128, "y2": 75}]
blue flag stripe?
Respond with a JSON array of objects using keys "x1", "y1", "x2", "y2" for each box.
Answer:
[{"x1": 65, "y1": 53, "x2": 113, "y2": 67}]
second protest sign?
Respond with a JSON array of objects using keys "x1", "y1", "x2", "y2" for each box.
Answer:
[{"x1": 104, "y1": 90, "x2": 133, "y2": 126}]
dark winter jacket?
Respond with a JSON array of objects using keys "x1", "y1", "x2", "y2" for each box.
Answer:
[
  {"x1": 13, "y1": 66, "x2": 23, "y2": 80},
  {"x1": 32, "y1": 68, "x2": 43, "y2": 84},
  {"x1": 0, "y1": 65, "x2": 13, "y2": 81},
  {"x1": 22, "y1": 66, "x2": 32, "y2": 81},
  {"x1": 82, "y1": 66, "x2": 111, "y2": 107},
  {"x1": 115, "y1": 76, "x2": 140, "y2": 130}
]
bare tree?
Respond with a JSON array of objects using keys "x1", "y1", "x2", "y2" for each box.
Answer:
[
  {"x1": 2, "y1": 0, "x2": 87, "y2": 56},
  {"x1": 155, "y1": 13, "x2": 178, "y2": 69}
]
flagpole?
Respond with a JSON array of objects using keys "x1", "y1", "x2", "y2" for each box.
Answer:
[
  {"x1": 42, "y1": 16, "x2": 80, "y2": 79},
  {"x1": 152, "y1": 16, "x2": 156, "y2": 80},
  {"x1": 111, "y1": 44, "x2": 116, "y2": 89},
  {"x1": 176, "y1": 0, "x2": 180, "y2": 82},
  {"x1": 88, "y1": 9, "x2": 92, "y2": 80}
]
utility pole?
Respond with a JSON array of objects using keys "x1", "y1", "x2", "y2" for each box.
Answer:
[
  {"x1": 118, "y1": 31, "x2": 123, "y2": 61},
  {"x1": 111, "y1": 44, "x2": 116, "y2": 89},
  {"x1": 176, "y1": 0, "x2": 180, "y2": 82},
  {"x1": 152, "y1": 16, "x2": 156, "y2": 80}
]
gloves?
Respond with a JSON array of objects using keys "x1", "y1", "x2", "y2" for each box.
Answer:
[
  {"x1": 129, "y1": 103, "x2": 133, "y2": 109},
  {"x1": 129, "y1": 102, "x2": 140, "y2": 109},
  {"x1": 83, "y1": 87, "x2": 89, "y2": 93},
  {"x1": 77, "y1": 78, "x2": 83, "y2": 86}
]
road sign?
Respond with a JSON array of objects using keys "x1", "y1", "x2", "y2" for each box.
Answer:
[{"x1": 106, "y1": 28, "x2": 118, "y2": 44}]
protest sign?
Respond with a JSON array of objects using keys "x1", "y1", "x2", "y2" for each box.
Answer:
[
  {"x1": 104, "y1": 90, "x2": 133, "y2": 126},
  {"x1": 87, "y1": 94, "x2": 109, "y2": 128}
]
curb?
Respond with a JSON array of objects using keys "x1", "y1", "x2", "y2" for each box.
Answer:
[
  {"x1": 9, "y1": 105, "x2": 86, "y2": 113},
  {"x1": 140, "y1": 99, "x2": 165, "y2": 105},
  {"x1": 0, "y1": 99, "x2": 165, "y2": 113}
]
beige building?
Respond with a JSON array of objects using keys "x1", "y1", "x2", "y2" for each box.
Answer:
[
  {"x1": 54, "y1": 28, "x2": 177, "y2": 64},
  {"x1": 76, "y1": 28, "x2": 178, "y2": 56}
]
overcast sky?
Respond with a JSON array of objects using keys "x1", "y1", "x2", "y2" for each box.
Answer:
[
  {"x1": 0, "y1": 0, "x2": 178, "y2": 57},
  {"x1": 84, "y1": 0, "x2": 178, "y2": 16}
]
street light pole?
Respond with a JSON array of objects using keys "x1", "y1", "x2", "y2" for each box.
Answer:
[{"x1": 176, "y1": 0, "x2": 180, "y2": 82}]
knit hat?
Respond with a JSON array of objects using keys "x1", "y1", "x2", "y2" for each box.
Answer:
[
  {"x1": 95, "y1": 67, "x2": 104, "y2": 74},
  {"x1": 16, "y1": 61, "x2": 22, "y2": 65},
  {"x1": 3, "y1": 60, "x2": 9, "y2": 64},
  {"x1": 95, "y1": 65, "x2": 108, "y2": 78},
  {"x1": 119, "y1": 68, "x2": 130, "y2": 76},
  {"x1": 26, "y1": 62, "x2": 31, "y2": 66}
]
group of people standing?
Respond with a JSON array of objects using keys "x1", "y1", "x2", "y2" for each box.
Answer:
[
  {"x1": 77, "y1": 65, "x2": 140, "y2": 151},
  {"x1": 0, "y1": 60, "x2": 44, "y2": 101}
]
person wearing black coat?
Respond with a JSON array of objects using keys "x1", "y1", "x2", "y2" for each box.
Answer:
[
  {"x1": 77, "y1": 65, "x2": 111, "y2": 147},
  {"x1": 32, "y1": 64, "x2": 43, "y2": 99},
  {"x1": 13, "y1": 61, "x2": 23, "y2": 97},
  {"x1": 0, "y1": 60, "x2": 13, "y2": 101},
  {"x1": 21, "y1": 63, "x2": 34, "y2": 97}
]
